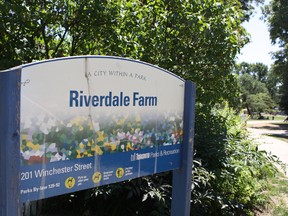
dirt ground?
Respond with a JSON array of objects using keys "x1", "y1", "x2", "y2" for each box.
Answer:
[
  {"x1": 247, "y1": 120, "x2": 288, "y2": 215},
  {"x1": 247, "y1": 120, "x2": 288, "y2": 176}
]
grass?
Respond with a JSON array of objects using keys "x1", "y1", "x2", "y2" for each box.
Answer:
[
  {"x1": 272, "y1": 115, "x2": 288, "y2": 121},
  {"x1": 249, "y1": 115, "x2": 287, "y2": 121},
  {"x1": 273, "y1": 202, "x2": 288, "y2": 216},
  {"x1": 266, "y1": 122, "x2": 288, "y2": 143},
  {"x1": 256, "y1": 173, "x2": 288, "y2": 216},
  {"x1": 267, "y1": 134, "x2": 288, "y2": 143},
  {"x1": 269, "y1": 175, "x2": 288, "y2": 195},
  {"x1": 267, "y1": 174, "x2": 288, "y2": 216}
]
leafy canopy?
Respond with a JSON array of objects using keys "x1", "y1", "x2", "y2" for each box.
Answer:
[
  {"x1": 264, "y1": 0, "x2": 288, "y2": 114},
  {"x1": 236, "y1": 63, "x2": 276, "y2": 115},
  {"x1": 0, "y1": 0, "x2": 249, "y2": 109}
]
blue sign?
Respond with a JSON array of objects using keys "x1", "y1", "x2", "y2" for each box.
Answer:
[
  {"x1": 0, "y1": 56, "x2": 195, "y2": 216},
  {"x1": 19, "y1": 56, "x2": 185, "y2": 201},
  {"x1": 20, "y1": 144, "x2": 180, "y2": 202}
]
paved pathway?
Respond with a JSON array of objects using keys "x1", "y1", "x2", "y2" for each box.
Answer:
[{"x1": 247, "y1": 120, "x2": 288, "y2": 176}]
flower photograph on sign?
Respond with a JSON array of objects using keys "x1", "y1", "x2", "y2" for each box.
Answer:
[{"x1": 20, "y1": 112, "x2": 183, "y2": 165}]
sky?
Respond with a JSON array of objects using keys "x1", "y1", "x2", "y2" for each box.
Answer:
[{"x1": 236, "y1": 0, "x2": 279, "y2": 67}]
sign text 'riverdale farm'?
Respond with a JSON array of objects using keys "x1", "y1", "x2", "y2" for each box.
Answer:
[{"x1": 69, "y1": 90, "x2": 158, "y2": 107}]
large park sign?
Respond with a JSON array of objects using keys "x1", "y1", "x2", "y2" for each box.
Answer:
[{"x1": 0, "y1": 56, "x2": 195, "y2": 216}]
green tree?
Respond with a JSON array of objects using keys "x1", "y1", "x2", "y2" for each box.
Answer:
[
  {"x1": 235, "y1": 62, "x2": 278, "y2": 115},
  {"x1": 266, "y1": 65, "x2": 282, "y2": 103},
  {"x1": 235, "y1": 62, "x2": 269, "y2": 83},
  {"x1": 0, "y1": 0, "x2": 249, "y2": 109},
  {"x1": 0, "y1": 0, "x2": 122, "y2": 66},
  {"x1": 238, "y1": 73, "x2": 275, "y2": 116},
  {"x1": 264, "y1": 0, "x2": 288, "y2": 114},
  {"x1": 246, "y1": 93, "x2": 275, "y2": 116}
]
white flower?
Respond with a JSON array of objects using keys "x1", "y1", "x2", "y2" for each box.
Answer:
[{"x1": 47, "y1": 143, "x2": 57, "y2": 153}]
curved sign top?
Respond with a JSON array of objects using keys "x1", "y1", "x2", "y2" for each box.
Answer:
[{"x1": 21, "y1": 56, "x2": 184, "y2": 115}]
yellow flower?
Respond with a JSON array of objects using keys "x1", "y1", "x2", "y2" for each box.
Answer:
[
  {"x1": 116, "y1": 118, "x2": 125, "y2": 125},
  {"x1": 135, "y1": 114, "x2": 141, "y2": 122},
  {"x1": 126, "y1": 142, "x2": 133, "y2": 151},
  {"x1": 32, "y1": 144, "x2": 40, "y2": 150},
  {"x1": 110, "y1": 143, "x2": 117, "y2": 151},
  {"x1": 70, "y1": 116, "x2": 86, "y2": 125},
  {"x1": 88, "y1": 122, "x2": 94, "y2": 130},
  {"x1": 96, "y1": 146, "x2": 103, "y2": 155},
  {"x1": 76, "y1": 154, "x2": 83, "y2": 158},
  {"x1": 97, "y1": 131, "x2": 104, "y2": 142},
  {"x1": 104, "y1": 142, "x2": 117, "y2": 151},
  {"x1": 21, "y1": 134, "x2": 28, "y2": 140},
  {"x1": 79, "y1": 125, "x2": 84, "y2": 131},
  {"x1": 79, "y1": 143, "x2": 85, "y2": 149},
  {"x1": 92, "y1": 145, "x2": 103, "y2": 155},
  {"x1": 26, "y1": 141, "x2": 40, "y2": 150},
  {"x1": 76, "y1": 150, "x2": 84, "y2": 158},
  {"x1": 26, "y1": 141, "x2": 34, "y2": 148}
]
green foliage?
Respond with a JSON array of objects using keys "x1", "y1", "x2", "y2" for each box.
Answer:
[
  {"x1": 33, "y1": 173, "x2": 172, "y2": 216},
  {"x1": 235, "y1": 61, "x2": 282, "y2": 102},
  {"x1": 237, "y1": 66, "x2": 276, "y2": 116},
  {"x1": 239, "y1": 73, "x2": 268, "y2": 96},
  {"x1": 259, "y1": 173, "x2": 288, "y2": 216},
  {"x1": 263, "y1": 0, "x2": 288, "y2": 114},
  {"x1": 246, "y1": 92, "x2": 275, "y2": 114},
  {"x1": 266, "y1": 68, "x2": 282, "y2": 102},
  {"x1": 280, "y1": 74, "x2": 288, "y2": 114},
  {"x1": 235, "y1": 62, "x2": 269, "y2": 83},
  {"x1": 0, "y1": 0, "x2": 248, "y2": 109},
  {"x1": 191, "y1": 105, "x2": 278, "y2": 215}
]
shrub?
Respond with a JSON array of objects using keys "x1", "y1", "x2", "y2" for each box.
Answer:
[{"x1": 191, "y1": 104, "x2": 278, "y2": 215}]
